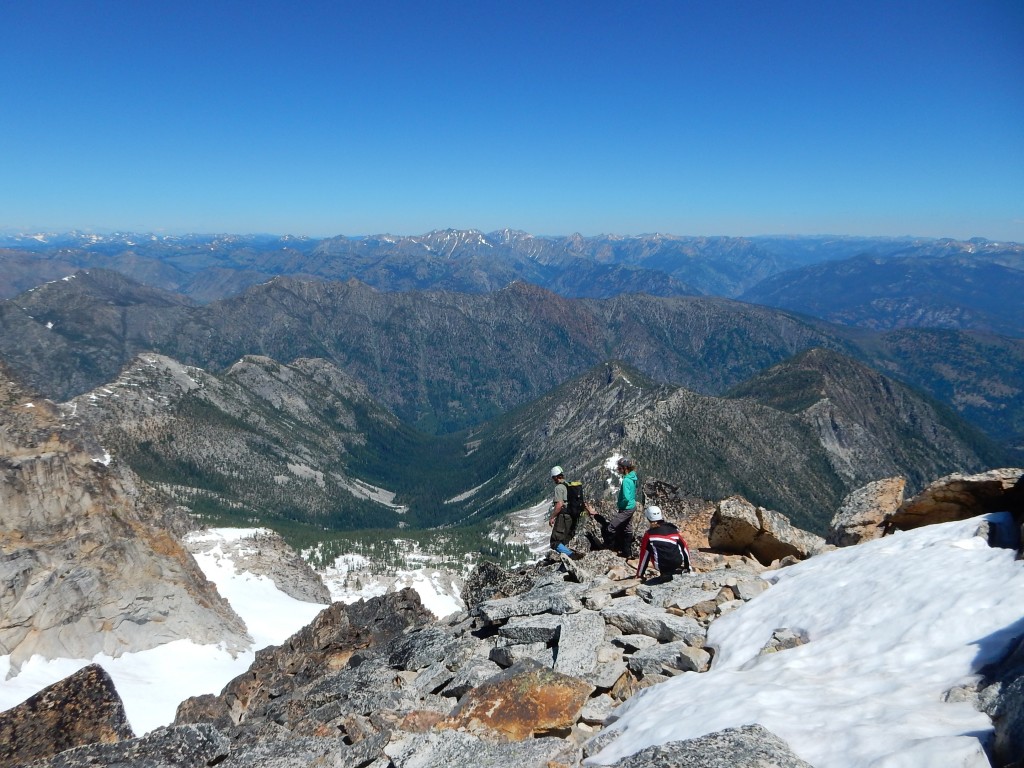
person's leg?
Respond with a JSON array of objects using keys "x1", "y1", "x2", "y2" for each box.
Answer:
[
  {"x1": 619, "y1": 513, "x2": 634, "y2": 557},
  {"x1": 551, "y1": 512, "x2": 576, "y2": 556},
  {"x1": 606, "y1": 508, "x2": 633, "y2": 558},
  {"x1": 600, "y1": 513, "x2": 617, "y2": 550}
]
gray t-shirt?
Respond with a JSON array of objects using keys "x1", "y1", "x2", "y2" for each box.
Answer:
[{"x1": 551, "y1": 481, "x2": 567, "y2": 512}]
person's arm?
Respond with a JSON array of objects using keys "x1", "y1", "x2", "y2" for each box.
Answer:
[
  {"x1": 548, "y1": 498, "x2": 563, "y2": 526},
  {"x1": 549, "y1": 484, "x2": 566, "y2": 526},
  {"x1": 675, "y1": 532, "x2": 692, "y2": 572}
]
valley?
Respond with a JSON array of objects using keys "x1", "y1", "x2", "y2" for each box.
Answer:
[{"x1": 0, "y1": 232, "x2": 1020, "y2": 553}]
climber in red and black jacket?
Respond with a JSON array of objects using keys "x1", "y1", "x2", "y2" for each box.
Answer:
[{"x1": 636, "y1": 505, "x2": 692, "y2": 583}]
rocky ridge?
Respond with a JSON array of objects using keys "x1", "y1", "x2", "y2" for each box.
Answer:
[
  {"x1": 3, "y1": 547, "x2": 798, "y2": 767},
  {"x1": 59, "y1": 352, "x2": 412, "y2": 530},
  {"x1": 726, "y1": 348, "x2": 1002, "y2": 492}
]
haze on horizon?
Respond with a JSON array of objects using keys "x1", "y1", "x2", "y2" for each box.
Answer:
[{"x1": 2, "y1": 0, "x2": 1022, "y2": 242}]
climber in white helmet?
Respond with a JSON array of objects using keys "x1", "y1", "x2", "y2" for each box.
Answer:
[
  {"x1": 636, "y1": 505, "x2": 692, "y2": 583},
  {"x1": 547, "y1": 465, "x2": 581, "y2": 559}
]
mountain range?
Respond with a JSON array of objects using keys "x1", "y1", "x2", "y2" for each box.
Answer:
[
  {"x1": 2, "y1": 230, "x2": 1022, "y2": 336},
  {"x1": 741, "y1": 250, "x2": 1024, "y2": 336},
  {"x1": 1, "y1": 267, "x2": 1021, "y2": 450}
]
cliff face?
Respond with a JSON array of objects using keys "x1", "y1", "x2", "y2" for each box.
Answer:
[{"x1": 0, "y1": 364, "x2": 250, "y2": 673}]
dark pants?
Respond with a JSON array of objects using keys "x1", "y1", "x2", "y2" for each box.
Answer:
[
  {"x1": 549, "y1": 511, "x2": 576, "y2": 550},
  {"x1": 603, "y1": 507, "x2": 634, "y2": 557}
]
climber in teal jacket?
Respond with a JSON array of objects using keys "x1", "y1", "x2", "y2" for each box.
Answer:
[{"x1": 604, "y1": 456, "x2": 637, "y2": 558}]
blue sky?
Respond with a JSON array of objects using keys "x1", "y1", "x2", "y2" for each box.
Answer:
[{"x1": 2, "y1": 0, "x2": 1022, "y2": 240}]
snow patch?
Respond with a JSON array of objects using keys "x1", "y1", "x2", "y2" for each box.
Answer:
[
  {"x1": 317, "y1": 543, "x2": 465, "y2": 619},
  {"x1": 445, "y1": 480, "x2": 489, "y2": 504},
  {"x1": 287, "y1": 462, "x2": 325, "y2": 487},
  {"x1": 341, "y1": 477, "x2": 408, "y2": 512}
]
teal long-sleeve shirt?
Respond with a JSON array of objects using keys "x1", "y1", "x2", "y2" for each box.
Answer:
[{"x1": 617, "y1": 470, "x2": 637, "y2": 511}]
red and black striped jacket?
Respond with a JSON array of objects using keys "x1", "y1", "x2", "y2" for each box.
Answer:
[{"x1": 636, "y1": 521, "x2": 691, "y2": 579}]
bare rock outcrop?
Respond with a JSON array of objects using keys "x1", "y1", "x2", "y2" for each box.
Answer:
[
  {"x1": 642, "y1": 479, "x2": 715, "y2": 550},
  {"x1": 605, "y1": 724, "x2": 814, "y2": 767},
  {"x1": 164, "y1": 549, "x2": 790, "y2": 764},
  {"x1": 828, "y1": 476, "x2": 906, "y2": 546},
  {"x1": 884, "y1": 468, "x2": 1024, "y2": 534},
  {"x1": 17, "y1": 468, "x2": 1020, "y2": 767},
  {"x1": 16, "y1": 723, "x2": 229, "y2": 768},
  {"x1": 461, "y1": 559, "x2": 537, "y2": 612},
  {"x1": 708, "y1": 496, "x2": 831, "y2": 565},
  {"x1": 0, "y1": 365, "x2": 249, "y2": 672},
  {"x1": 0, "y1": 531, "x2": 874, "y2": 768},
  {"x1": 0, "y1": 664, "x2": 133, "y2": 768},
  {"x1": 386, "y1": 728, "x2": 579, "y2": 767},
  {"x1": 174, "y1": 588, "x2": 433, "y2": 730},
  {"x1": 184, "y1": 528, "x2": 331, "y2": 605},
  {"x1": 974, "y1": 633, "x2": 1024, "y2": 768}
]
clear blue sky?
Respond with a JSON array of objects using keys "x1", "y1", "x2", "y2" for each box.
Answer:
[{"x1": 2, "y1": 0, "x2": 1022, "y2": 240}]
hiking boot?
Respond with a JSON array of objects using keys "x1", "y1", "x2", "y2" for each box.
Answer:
[{"x1": 569, "y1": 551, "x2": 585, "y2": 560}]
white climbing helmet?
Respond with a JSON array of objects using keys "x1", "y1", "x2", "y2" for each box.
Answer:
[
  {"x1": 644, "y1": 505, "x2": 664, "y2": 522},
  {"x1": 550, "y1": 465, "x2": 564, "y2": 478}
]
